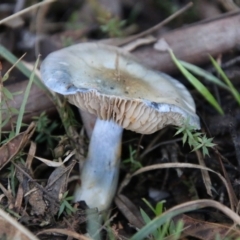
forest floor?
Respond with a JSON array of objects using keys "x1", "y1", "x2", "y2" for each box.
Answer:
[{"x1": 1, "y1": 0, "x2": 240, "y2": 239}]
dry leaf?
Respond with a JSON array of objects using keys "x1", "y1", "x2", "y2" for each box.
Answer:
[
  {"x1": 0, "y1": 122, "x2": 35, "y2": 170},
  {"x1": 115, "y1": 194, "x2": 144, "y2": 229},
  {"x1": 34, "y1": 150, "x2": 75, "y2": 167},
  {"x1": 16, "y1": 163, "x2": 46, "y2": 216},
  {"x1": 37, "y1": 228, "x2": 90, "y2": 240},
  {"x1": 174, "y1": 214, "x2": 240, "y2": 239},
  {"x1": 118, "y1": 162, "x2": 236, "y2": 211},
  {"x1": 45, "y1": 161, "x2": 75, "y2": 215}
]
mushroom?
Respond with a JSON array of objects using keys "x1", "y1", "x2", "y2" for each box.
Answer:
[{"x1": 40, "y1": 42, "x2": 200, "y2": 212}]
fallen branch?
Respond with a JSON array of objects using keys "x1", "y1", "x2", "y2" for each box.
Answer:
[{"x1": 132, "y1": 11, "x2": 240, "y2": 73}]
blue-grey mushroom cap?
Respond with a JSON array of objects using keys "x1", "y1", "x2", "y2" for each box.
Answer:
[{"x1": 40, "y1": 42, "x2": 200, "y2": 134}]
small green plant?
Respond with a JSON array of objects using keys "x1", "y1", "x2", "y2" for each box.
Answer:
[
  {"x1": 58, "y1": 191, "x2": 75, "y2": 218},
  {"x1": 100, "y1": 17, "x2": 126, "y2": 37},
  {"x1": 122, "y1": 145, "x2": 142, "y2": 171},
  {"x1": 140, "y1": 198, "x2": 183, "y2": 240},
  {"x1": 86, "y1": 0, "x2": 126, "y2": 37},
  {"x1": 175, "y1": 120, "x2": 215, "y2": 157},
  {"x1": 32, "y1": 112, "x2": 58, "y2": 147},
  {"x1": 142, "y1": 198, "x2": 165, "y2": 216}
]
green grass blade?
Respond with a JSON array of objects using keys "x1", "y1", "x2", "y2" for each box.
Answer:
[
  {"x1": 209, "y1": 56, "x2": 240, "y2": 105},
  {"x1": 130, "y1": 206, "x2": 185, "y2": 240},
  {"x1": 142, "y1": 198, "x2": 157, "y2": 215},
  {"x1": 158, "y1": 220, "x2": 170, "y2": 240},
  {"x1": 1, "y1": 117, "x2": 10, "y2": 129},
  {"x1": 179, "y1": 60, "x2": 229, "y2": 90},
  {"x1": 58, "y1": 202, "x2": 65, "y2": 218},
  {"x1": 0, "y1": 45, "x2": 29, "y2": 78},
  {"x1": 140, "y1": 208, "x2": 151, "y2": 224},
  {"x1": 15, "y1": 56, "x2": 40, "y2": 135},
  {"x1": 2, "y1": 87, "x2": 13, "y2": 100},
  {"x1": 0, "y1": 44, "x2": 46, "y2": 90},
  {"x1": 171, "y1": 221, "x2": 184, "y2": 240},
  {"x1": 156, "y1": 201, "x2": 164, "y2": 216},
  {"x1": 169, "y1": 50, "x2": 224, "y2": 115}
]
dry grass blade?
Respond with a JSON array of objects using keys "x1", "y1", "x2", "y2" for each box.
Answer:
[
  {"x1": 169, "y1": 199, "x2": 240, "y2": 224},
  {"x1": 0, "y1": 208, "x2": 39, "y2": 240},
  {"x1": 118, "y1": 2, "x2": 193, "y2": 47},
  {"x1": 0, "y1": 0, "x2": 56, "y2": 26},
  {"x1": 2, "y1": 53, "x2": 26, "y2": 81},
  {"x1": 131, "y1": 199, "x2": 240, "y2": 240},
  {"x1": 90, "y1": 212, "x2": 119, "y2": 239},
  {"x1": 37, "y1": 228, "x2": 91, "y2": 240},
  {"x1": 196, "y1": 150, "x2": 212, "y2": 197},
  {"x1": 0, "y1": 182, "x2": 14, "y2": 204},
  {"x1": 122, "y1": 36, "x2": 156, "y2": 52},
  {"x1": 14, "y1": 184, "x2": 24, "y2": 214},
  {"x1": 215, "y1": 149, "x2": 238, "y2": 208},
  {"x1": 34, "y1": 150, "x2": 75, "y2": 167},
  {"x1": 115, "y1": 194, "x2": 144, "y2": 229},
  {"x1": 25, "y1": 141, "x2": 36, "y2": 169},
  {"x1": 118, "y1": 163, "x2": 236, "y2": 210},
  {"x1": 173, "y1": 214, "x2": 240, "y2": 239},
  {"x1": 16, "y1": 141, "x2": 36, "y2": 213}
]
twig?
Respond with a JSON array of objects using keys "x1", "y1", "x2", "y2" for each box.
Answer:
[
  {"x1": 0, "y1": 0, "x2": 56, "y2": 25},
  {"x1": 118, "y1": 2, "x2": 193, "y2": 47}
]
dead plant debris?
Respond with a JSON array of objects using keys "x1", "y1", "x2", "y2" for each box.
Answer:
[{"x1": 1, "y1": 0, "x2": 240, "y2": 239}]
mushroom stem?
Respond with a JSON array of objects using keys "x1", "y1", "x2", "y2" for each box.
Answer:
[{"x1": 74, "y1": 118, "x2": 123, "y2": 211}]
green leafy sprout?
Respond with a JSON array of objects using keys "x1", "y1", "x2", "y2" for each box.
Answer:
[
  {"x1": 175, "y1": 120, "x2": 215, "y2": 157},
  {"x1": 86, "y1": 0, "x2": 127, "y2": 37},
  {"x1": 122, "y1": 145, "x2": 142, "y2": 172},
  {"x1": 32, "y1": 111, "x2": 59, "y2": 148},
  {"x1": 100, "y1": 17, "x2": 126, "y2": 37},
  {"x1": 140, "y1": 198, "x2": 183, "y2": 240},
  {"x1": 58, "y1": 191, "x2": 76, "y2": 218}
]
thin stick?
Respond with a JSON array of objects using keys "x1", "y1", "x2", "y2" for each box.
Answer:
[
  {"x1": 0, "y1": 0, "x2": 56, "y2": 25},
  {"x1": 119, "y1": 2, "x2": 193, "y2": 47}
]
